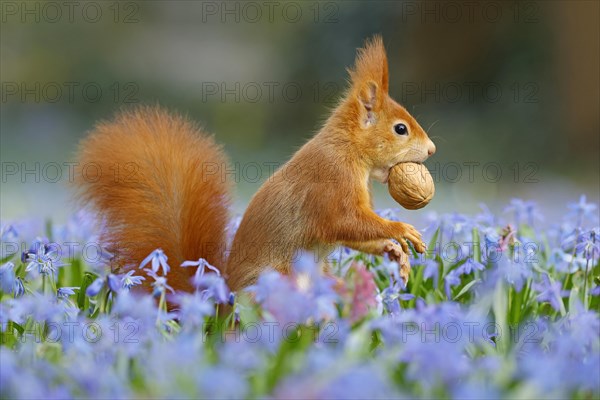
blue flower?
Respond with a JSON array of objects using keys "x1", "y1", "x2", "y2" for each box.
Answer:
[
  {"x1": 120, "y1": 270, "x2": 146, "y2": 290},
  {"x1": 107, "y1": 274, "x2": 120, "y2": 293},
  {"x1": 174, "y1": 292, "x2": 214, "y2": 329},
  {"x1": 520, "y1": 314, "x2": 600, "y2": 395},
  {"x1": 86, "y1": 278, "x2": 104, "y2": 297},
  {"x1": 534, "y1": 274, "x2": 569, "y2": 312},
  {"x1": 57, "y1": 287, "x2": 78, "y2": 298},
  {"x1": 24, "y1": 243, "x2": 67, "y2": 276},
  {"x1": 459, "y1": 257, "x2": 485, "y2": 275},
  {"x1": 13, "y1": 277, "x2": 25, "y2": 298},
  {"x1": 0, "y1": 262, "x2": 15, "y2": 293},
  {"x1": 551, "y1": 248, "x2": 587, "y2": 273},
  {"x1": 567, "y1": 195, "x2": 598, "y2": 227},
  {"x1": 421, "y1": 259, "x2": 440, "y2": 287},
  {"x1": 247, "y1": 271, "x2": 314, "y2": 325},
  {"x1": 1, "y1": 224, "x2": 18, "y2": 241},
  {"x1": 475, "y1": 203, "x2": 496, "y2": 227},
  {"x1": 139, "y1": 249, "x2": 170, "y2": 275},
  {"x1": 444, "y1": 269, "x2": 462, "y2": 299},
  {"x1": 504, "y1": 198, "x2": 543, "y2": 227},
  {"x1": 146, "y1": 270, "x2": 174, "y2": 296},
  {"x1": 398, "y1": 333, "x2": 472, "y2": 389},
  {"x1": 181, "y1": 257, "x2": 221, "y2": 287},
  {"x1": 377, "y1": 281, "x2": 414, "y2": 316},
  {"x1": 497, "y1": 256, "x2": 532, "y2": 292},
  {"x1": 197, "y1": 366, "x2": 249, "y2": 399},
  {"x1": 194, "y1": 273, "x2": 229, "y2": 304},
  {"x1": 566, "y1": 228, "x2": 600, "y2": 261}
]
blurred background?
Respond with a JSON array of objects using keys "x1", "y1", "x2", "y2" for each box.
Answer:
[{"x1": 1, "y1": 0, "x2": 599, "y2": 224}]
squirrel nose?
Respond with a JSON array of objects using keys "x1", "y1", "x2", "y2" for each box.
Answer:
[{"x1": 427, "y1": 141, "x2": 436, "y2": 156}]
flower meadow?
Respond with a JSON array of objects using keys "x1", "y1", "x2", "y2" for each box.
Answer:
[{"x1": 1, "y1": 197, "x2": 599, "y2": 399}]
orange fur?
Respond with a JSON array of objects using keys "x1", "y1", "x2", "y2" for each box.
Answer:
[
  {"x1": 226, "y1": 36, "x2": 436, "y2": 291},
  {"x1": 75, "y1": 106, "x2": 231, "y2": 291},
  {"x1": 75, "y1": 36, "x2": 436, "y2": 294}
]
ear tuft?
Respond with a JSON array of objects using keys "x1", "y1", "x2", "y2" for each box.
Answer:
[{"x1": 349, "y1": 35, "x2": 389, "y2": 93}]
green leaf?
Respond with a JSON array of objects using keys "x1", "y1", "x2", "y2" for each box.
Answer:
[
  {"x1": 0, "y1": 253, "x2": 16, "y2": 264},
  {"x1": 472, "y1": 228, "x2": 481, "y2": 264},
  {"x1": 78, "y1": 272, "x2": 98, "y2": 309},
  {"x1": 45, "y1": 219, "x2": 53, "y2": 241},
  {"x1": 427, "y1": 227, "x2": 440, "y2": 260},
  {"x1": 493, "y1": 279, "x2": 509, "y2": 354},
  {"x1": 569, "y1": 287, "x2": 580, "y2": 315},
  {"x1": 453, "y1": 279, "x2": 481, "y2": 301}
]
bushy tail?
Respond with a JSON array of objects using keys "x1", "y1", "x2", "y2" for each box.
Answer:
[{"x1": 75, "y1": 106, "x2": 231, "y2": 291}]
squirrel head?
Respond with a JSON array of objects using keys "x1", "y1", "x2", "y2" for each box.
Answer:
[{"x1": 345, "y1": 35, "x2": 436, "y2": 183}]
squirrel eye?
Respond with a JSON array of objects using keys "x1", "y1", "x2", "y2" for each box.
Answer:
[{"x1": 394, "y1": 123, "x2": 408, "y2": 135}]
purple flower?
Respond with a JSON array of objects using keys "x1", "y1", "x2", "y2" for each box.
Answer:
[{"x1": 139, "y1": 249, "x2": 170, "y2": 275}]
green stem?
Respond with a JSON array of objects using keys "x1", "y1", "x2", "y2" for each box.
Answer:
[
  {"x1": 583, "y1": 249, "x2": 590, "y2": 310},
  {"x1": 156, "y1": 290, "x2": 166, "y2": 327},
  {"x1": 230, "y1": 298, "x2": 237, "y2": 330}
]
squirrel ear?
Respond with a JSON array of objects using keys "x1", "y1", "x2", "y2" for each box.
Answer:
[
  {"x1": 349, "y1": 35, "x2": 390, "y2": 94},
  {"x1": 358, "y1": 81, "x2": 378, "y2": 127},
  {"x1": 358, "y1": 80, "x2": 378, "y2": 111}
]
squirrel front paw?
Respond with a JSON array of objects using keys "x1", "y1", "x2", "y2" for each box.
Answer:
[
  {"x1": 383, "y1": 240, "x2": 411, "y2": 285},
  {"x1": 396, "y1": 223, "x2": 426, "y2": 254}
]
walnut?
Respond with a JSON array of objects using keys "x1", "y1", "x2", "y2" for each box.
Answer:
[{"x1": 388, "y1": 163, "x2": 435, "y2": 210}]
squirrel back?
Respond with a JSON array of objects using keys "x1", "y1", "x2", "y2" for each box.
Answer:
[{"x1": 75, "y1": 106, "x2": 231, "y2": 291}]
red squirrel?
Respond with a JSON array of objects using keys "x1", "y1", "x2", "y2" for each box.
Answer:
[{"x1": 75, "y1": 36, "x2": 436, "y2": 293}]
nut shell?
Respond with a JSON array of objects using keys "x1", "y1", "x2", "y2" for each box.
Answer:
[{"x1": 388, "y1": 163, "x2": 435, "y2": 210}]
